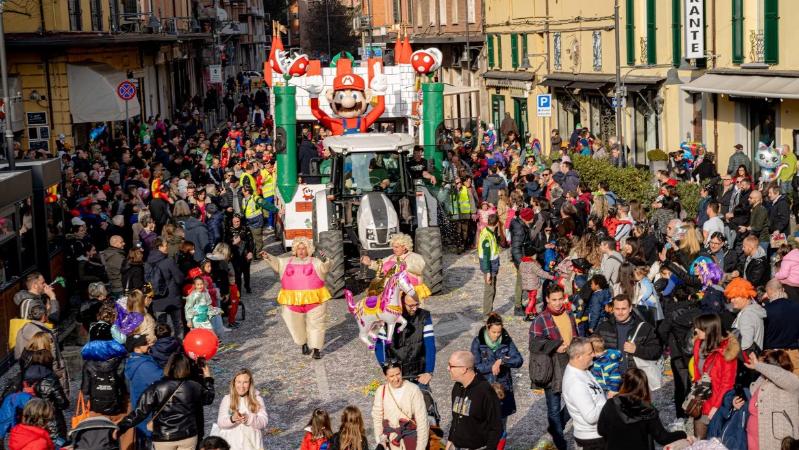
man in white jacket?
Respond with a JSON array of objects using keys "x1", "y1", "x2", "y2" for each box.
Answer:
[{"x1": 562, "y1": 337, "x2": 607, "y2": 450}]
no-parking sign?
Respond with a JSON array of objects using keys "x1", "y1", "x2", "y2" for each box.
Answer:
[{"x1": 117, "y1": 80, "x2": 137, "y2": 101}]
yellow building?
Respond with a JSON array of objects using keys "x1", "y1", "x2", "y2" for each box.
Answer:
[
  {"x1": 2, "y1": 0, "x2": 214, "y2": 152},
  {"x1": 482, "y1": 0, "x2": 796, "y2": 169}
]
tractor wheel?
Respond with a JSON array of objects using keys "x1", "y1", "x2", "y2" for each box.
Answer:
[
  {"x1": 317, "y1": 230, "x2": 346, "y2": 299},
  {"x1": 415, "y1": 227, "x2": 444, "y2": 295}
]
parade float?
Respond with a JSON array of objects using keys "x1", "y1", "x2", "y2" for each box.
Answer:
[{"x1": 263, "y1": 32, "x2": 446, "y2": 300}]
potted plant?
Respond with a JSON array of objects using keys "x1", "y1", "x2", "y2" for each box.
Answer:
[{"x1": 647, "y1": 149, "x2": 668, "y2": 173}]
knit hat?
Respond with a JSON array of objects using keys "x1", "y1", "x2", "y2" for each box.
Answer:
[{"x1": 519, "y1": 208, "x2": 535, "y2": 222}]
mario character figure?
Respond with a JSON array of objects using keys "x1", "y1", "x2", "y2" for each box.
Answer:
[{"x1": 306, "y1": 61, "x2": 386, "y2": 135}]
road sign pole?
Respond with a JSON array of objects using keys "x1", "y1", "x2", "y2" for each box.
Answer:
[{"x1": 125, "y1": 100, "x2": 130, "y2": 145}]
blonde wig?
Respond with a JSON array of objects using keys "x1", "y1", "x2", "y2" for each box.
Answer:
[
  {"x1": 389, "y1": 233, "x2": 414, "y2": 253},
  {"x1": 292, "y1": 237, "x2": 315, "y2": 256}
]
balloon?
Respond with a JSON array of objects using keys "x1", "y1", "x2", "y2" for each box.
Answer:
[{"x1": 183, "y1": 328, "x2": 219, "y2": 360}]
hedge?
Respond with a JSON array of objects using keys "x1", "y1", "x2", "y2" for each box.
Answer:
[{"x1": 570, "y1": 155, "x2": 702, "y2": 218}]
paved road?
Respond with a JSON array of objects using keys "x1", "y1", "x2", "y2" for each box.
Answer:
[{"x1": 202, "y1": 244, "x2": 676, "y2": 449}]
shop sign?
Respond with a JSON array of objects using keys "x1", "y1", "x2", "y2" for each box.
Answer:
[{"x1": 685, "y1": 0, "x2": 705, "y2": 59}]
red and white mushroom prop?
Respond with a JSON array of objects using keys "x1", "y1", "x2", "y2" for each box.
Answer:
[{"x1": 410, "y1": 48, "x2": 443, "y2": 75}]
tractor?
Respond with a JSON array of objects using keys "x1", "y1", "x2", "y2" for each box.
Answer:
[{"x1": 277, "y1": 133, "x2": 444, "y2": 299}]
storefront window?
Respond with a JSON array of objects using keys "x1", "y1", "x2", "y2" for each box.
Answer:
[
  {"x1": 556, "y1": 92, "x2": 579, "y2": 138},
  {"x1": 633, "y1": 92, "x2": 660, "y2": 164}
]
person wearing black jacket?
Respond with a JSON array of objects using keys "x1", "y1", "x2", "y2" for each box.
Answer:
[
  {"x1": 726, "y1": 178, "x2": 752, "y2": 228},
  {"x1": 115, "y1": 353, "x2": 215, "y2": 447},
  {"x1": 145, "y1": 238, "x2": 186, "y2": 339},
  {"x1": 767, "y1": 185, "x2": 791, "y2": 235},
  {"x1": 598, "y1": 369, "x2": 688, "y2": 450},
  {"x1": 594, "y1": 295, "x2": 662, "y2": 373},
  {"x1": 510, "y1": 208, "x2": 535, "y2": 316},
  {"x1": 447, "y1": 350, "x2": 502, "y2": 450},
  {"x1": 226, "y1": 213, "x2": 255, "y2": 295}
]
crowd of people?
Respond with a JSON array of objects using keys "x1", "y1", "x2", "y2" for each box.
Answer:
[{"x1": 2, "y1": 78, "x2": 799, "y2": 450}]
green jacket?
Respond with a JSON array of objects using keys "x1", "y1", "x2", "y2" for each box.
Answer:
[{"x1": 749, "y1": 203, "x2": 770, "y2": 242}]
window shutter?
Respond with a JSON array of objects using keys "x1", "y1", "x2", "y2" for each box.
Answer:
[
  {"x1": 764, "y1": 0, "x2": 779, "y2": 64},
  {"x1": 646, "y1": 0, "x2": 656, "y2": 64},
  {"x1": 511, "y1": 34, "x2": 519, "y2": 68},
  {"x1": 487, "y1": 35, "x2": 495, "y2": 68},
  {"x1": 626, "y1": 0, "x2": 635, "y2": 65},
  {"x1": 672, "y1": 0, "x2": 681, "y2": 66},
  {"x1": 497, "y1": 34, "x2": 503, "y2": 69},
  {"x1": 731, "y1": 0, "x2": 743, "y2": 64}
]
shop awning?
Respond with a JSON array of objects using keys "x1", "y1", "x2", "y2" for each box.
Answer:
[
  {"x1": 67, "y1": 63, "x2": 141, "y2": 124},
  {"x1": 443, "y1": 85, "x2": 480, "y2": 96},
  {"x1": 541, "y1": 73, "x2": 664, "y2": 91},
  {"x1": 681, "y1": 73, "x2": 799, "y2": 99},
  {"x1": 539, "y1": 78, "x2": 572, "y2": 88},
  {"x1": 481, "y1": 70, "x2": 535, "y2": 81}
]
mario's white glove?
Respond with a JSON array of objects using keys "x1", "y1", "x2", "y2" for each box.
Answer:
[
  {"x1": 369, "y1": 61, "x2": 387, "y2": 94},
  {"x1": 306, "y1": 75, "x2": 324, "y2": 99}
]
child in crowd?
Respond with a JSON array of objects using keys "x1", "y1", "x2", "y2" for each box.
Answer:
[
  {"x1": 588, "y1": 335, "x2": 622, "y2": 397},
  {"x1": 476, "y1": 201, "x2": 497, "y2": 237},
  {"x1": 520, "y1": 250, "x2": 555, "y2": 321},
  {"x1": 300, "y1": 408, "x2": 333, "y2": 450},
  {"x1": 149, "y1": 323, "x2": 181, "y2": 368},
  {"x1": 587, "y1": 274, "x2": 612, "y2": 334},
  {"x1": 184, "y1": 277, "x2": 221, "y2": 331}
]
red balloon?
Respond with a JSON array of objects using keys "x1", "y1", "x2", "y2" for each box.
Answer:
[{"x1": 183, "y1": 328, "x2": 219, "y2": 360}]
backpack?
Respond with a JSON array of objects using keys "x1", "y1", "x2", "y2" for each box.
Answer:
[
  {"x1": 87, "y1": 365, "x2": 123, "y2": 415},
  {"x1": 145, "y1": 262, "x2": 168, "y2": 298}
]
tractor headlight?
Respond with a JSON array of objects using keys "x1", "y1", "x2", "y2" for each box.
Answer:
[{"x1": 366, "y1": 229, "x2": 376, "y2": 240}]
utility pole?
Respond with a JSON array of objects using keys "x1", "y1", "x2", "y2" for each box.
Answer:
[
  {"x1": 0, "y1": 1, "x2": 15, "y2": 169},
  {"x1": 613, "y1": 0, "x2": 625, "y2": 164}
]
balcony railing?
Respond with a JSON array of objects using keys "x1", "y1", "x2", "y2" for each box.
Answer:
[
  {"x1": 749, "y1": 29, "x2": 765, "y2": 63},
  {"x1": 113, "y1": 13, "x2": 201, "y2": 35}
]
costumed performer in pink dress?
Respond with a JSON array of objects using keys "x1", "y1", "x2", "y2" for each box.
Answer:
[{"x1": 360, "y1": 233, "x2": 431, "y2": 301}]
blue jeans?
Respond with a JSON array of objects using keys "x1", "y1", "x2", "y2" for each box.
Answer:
[{"x1": 544, "y1": 388, "x2": 571, "y2": 450}]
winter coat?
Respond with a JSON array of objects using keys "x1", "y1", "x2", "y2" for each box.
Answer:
[
  {"x1": 727, "y1": 151, "x2": 752, "y2": 175},
  {"x1": 183, "y1": 217, "x2": 210, "y2": 261},
  {"x1": 471, "y1": 327, "x2": 524, "y2": 417},
  {"x1": 144, "y1": 250, "x2": 185, "y2": 311},
  {"x1": 117, "y1": 377, "x2": 215, "y2": 442},
  {"x1": 300, "y1": 430, "x2": 329, "y2": 450},
  {"x1": 691, "y1": 334, "x2": 740, "y2": 416},
  {"x1": 529, "y1": 309, "x2": 577, "y2": 393},
  {"x1": 598, "y1": 395, "x2": 687, "y2": 450},
  {"x1": 594, "y1": 315, "x2": 662, "y2": 371},
  {"x1": 768, "y1": 194, "x2": 791, "y2": 235},
  {"x1": 120, "y1": 261, "x2": 145, "y2": 292},
  {"x1": 150, "y1": 336, "x2": 181, "y2": 368},
  {"x1": 80, "y1": 339, "x2": 127, "y2": 415},
  {"x1": 732, "y1": 302, "x2": 767, "y2": 351},
  {"x1": 8, "y1": 424, "x2": 54, "y2": 450},
  {"x1": 99, "y1": 247, "x2": 126, "y2": 293},
  {"x1": 707, "y1": 388, "x2": 749, "y2": 450},
  {"x1": 748, "y1": 361, "x2": 799, "y2": 450},
  {"x1": 214, "y1": 394, "x2": 269, "y2": 450},
  {"x1": 509, "y1": 217, "x2": 532, "y2": 267},
  {"x1": 22, "y1": 364, "x2": 68, "y2": 443},
  {"x1": 206, "y1": 211, "x2": 225, "y2": 248},
  {"x1": 749, "y1": 204, "x2": 770, "y2": 242},
  {"x1": 776, "y1": 249, "x2": 799, "y2": 288},
  {"x1": 741, "y1": 246, "x2": 770, "y2": 288},
  {"x1": 124, "y1": 352, "x2": 163, "y2": 436},
  {"x1": 553, "y1": 170, "x2": 580, "y2": 194},
  {"x1": 482, "y1": 174, "x2": 506, "y2": 205}
]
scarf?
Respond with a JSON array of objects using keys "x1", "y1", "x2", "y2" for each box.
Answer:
[{"x1": 484, "y1": 329, "x2": 502, "y2": 351}]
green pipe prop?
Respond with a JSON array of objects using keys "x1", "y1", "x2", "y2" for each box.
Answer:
[
  {"x1": 274, "y1": 84, "x2": 298, "y2": 202},
  {"x1": 422, "y1": 82, "x2": 444, "y2": 180}
]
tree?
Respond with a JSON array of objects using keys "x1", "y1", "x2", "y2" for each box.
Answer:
[
  {"x1": 304, "y1": 0, "x2": 359, "y2": 57},
  {"x1": 264, "y1": 0, "x2": 288, "y2": 23}
]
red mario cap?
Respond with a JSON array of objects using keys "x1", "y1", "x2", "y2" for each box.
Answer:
[{"x1": 333, "y1": 73, "x2": 365, "y2": 91}]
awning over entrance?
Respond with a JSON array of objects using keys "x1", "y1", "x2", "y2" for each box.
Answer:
[
  {"x1": 540, "y1": 73, "x2": 664, "y2": 90},
  {"x1": 67, "y1": 63, "x2": 141, "y2": 124},
  {"x1": 681, "y1": 73, "x2": 799, "y2": 99},
  {"x1": 443, "y1": 85, "x2": 480, "y2": 96}
]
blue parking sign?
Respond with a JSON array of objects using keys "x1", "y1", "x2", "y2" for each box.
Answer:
[{"x1": 537, "y1": 94, "x2": 552, "y2": 117}]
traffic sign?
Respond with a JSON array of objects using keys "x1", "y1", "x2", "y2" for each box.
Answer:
[
  {"x1": 612, "y1": 96, "x2": 627, "y2": 109},
  {"x1": 116, "y1": 81, "x2": 137, "y2": 101},
  {"x1": 537, "y1": 94, "x2": 552, "y2": 117},
  {"x1": 209, "y1": 65, "x2": 223, "y2": 83}
]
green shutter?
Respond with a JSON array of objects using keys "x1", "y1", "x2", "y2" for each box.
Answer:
[
  {"x1": 511, "y1": 34, "x2": 519, "y2": 68},
  {"x1": 487, "y1": 34, "x2": 495, "y2": 68},
  {"x1": 626, "y1": 0, "x2": 635, "y2": 65},
  {"x1": 764, "y1": 0, "x2": 779, "y2": 64},
  {"x1": 672, "y1": 0, "x2": 681, "y2": 66},
  {"x1": 732, "y1": 0, "x2": 743, "y2": 64},
  {"x1": 497, "y1": 35, "x2": 503, "y2": 69},
  {"x1": 646, "y1": 0, "x2": 656, "y2": 64}
]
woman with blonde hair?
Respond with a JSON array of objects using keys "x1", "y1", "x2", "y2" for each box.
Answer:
[
  {"x1": 360, "y1": 233, "x2": 431, "y2": 300},
  {"x1": 330, "y1": 406, "x2": 369, "y2": 450},
  {"x1": 162, "y1": 223, "x2": 184, "y2": 258},
  {"x1": 263, "y1": 237, "x2": 331, "y2": 359},
  {"x1": 113, "y1": 289, "x2": 157, "y2": 344},
  {"x1": 678, "y1": 222, "x2": 702, "y2": 265},
  {"x1": 591, "y1": 194, "x2": 610, "y2": 221},
  {"x1": 213, "y1": 369, "x2": 269, "y2": 449}
]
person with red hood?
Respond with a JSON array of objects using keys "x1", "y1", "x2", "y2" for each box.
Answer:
[{"x1": 8, "y1": 399, "x2": 56, "y2": 450}]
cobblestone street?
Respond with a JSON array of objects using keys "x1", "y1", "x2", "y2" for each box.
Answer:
[{"x1": 203, "y1": 242, "x2": 677, "y2": 450}]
